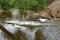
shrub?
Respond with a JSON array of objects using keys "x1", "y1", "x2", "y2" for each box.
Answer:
[
  {"x1": 0, "y1": 0, "x2": 47, "y2": 11},
  {"x1": 0, "y1": 0, "x2": 14, "y2": 10}
]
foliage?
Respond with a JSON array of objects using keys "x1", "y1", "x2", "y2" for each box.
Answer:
[
  {"x1": 0, "y1": 0, "x2": 47, "y2": 11},
  {"x1": 0, "y1": 0, "x2": 14, "y2": 10}
]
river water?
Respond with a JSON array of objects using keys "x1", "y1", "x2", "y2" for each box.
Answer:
[{"x1": 0, "y1": 10, "x2": 60, "y2": 40}]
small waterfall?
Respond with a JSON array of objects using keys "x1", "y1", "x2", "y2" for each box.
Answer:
[
  {"x1": 1, "y1": 24, "x2": 40, "y2": 40},
  {"x1": 0, "y1": 9, "x2": 60, "y2": 40},
  {"x1": 10, "y1": 10, "x2": 31, "y2": 21},
  {"x1": 10, "y1": 9, "x2": 19, "y2": 20},
  {"x1": 0, "y1": 21, "x2": 60, "y2": 40}
]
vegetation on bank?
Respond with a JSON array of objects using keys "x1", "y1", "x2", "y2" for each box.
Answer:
[
  {"x1": 0, "y1": 0, "x2": 48, "y2": 22},
  {"x1": 0, "y1": 0, "x2": 47, "y2": 11}
]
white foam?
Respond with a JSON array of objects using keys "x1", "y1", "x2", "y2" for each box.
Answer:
[
  {"x1": 3, "y1": 24, "x2": 18, "y2": 34},
  {"x1": 38, "y1": 18, "x2": 47, "y2": 22}
]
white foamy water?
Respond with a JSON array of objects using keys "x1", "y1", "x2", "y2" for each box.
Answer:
[
  {"x1": 0, "y1": 22, "x2": 60, "y2": 40},
  {"x1": 2, "y1": 24, "x2": 40, "y2": 40},
  {"x1": 3, "y1": 24, "x2": 18, "y2": 34},
  {"x1": 0, "y1": 10, "x2": 60, "y2": 40},
  {"x1": 5, "y1": 20, "x2": 57, "y2": 26},
  {"x1": 10, "y1": 9, "x2": 19, "y2": 20},
  {"x1": 38, "y1": 18, "x2": 47, "y2": 22}
]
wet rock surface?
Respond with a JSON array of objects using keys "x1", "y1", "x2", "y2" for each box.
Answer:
[
  {"x1": 47, "y1": 0, "x2": 60, "y2": 20},
  {"x1": 35, "y1": 29, "x2": 46, "y2": 40},
  {"x1": 0, "y1": 11, "x2": 12, "y2": 21}
]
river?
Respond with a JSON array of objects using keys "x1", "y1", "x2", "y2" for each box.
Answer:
[{"x1": 0, "y1": 9, "x2": 60, "y2": 40}]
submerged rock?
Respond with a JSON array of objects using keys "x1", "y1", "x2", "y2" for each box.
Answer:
[{"x1": 35, "y1": 29, "x2": 46, "y2": 40}]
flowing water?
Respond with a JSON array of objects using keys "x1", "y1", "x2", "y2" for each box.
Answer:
[
  {"x1": 0, "y1": 10, "x2": 60, "y2": 40},
  {"x1": 10, "y1": 9, "x2": 19, "y2": 20}
]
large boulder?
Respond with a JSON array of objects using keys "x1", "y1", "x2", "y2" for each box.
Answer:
[{"x1": 47, "y1": 0, "x2": 60, "y2": 18}]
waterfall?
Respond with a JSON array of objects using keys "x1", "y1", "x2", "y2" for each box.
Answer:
[
  {"x1": 0, "y1": 10, "x2": 60, "y2": 40},
  {"x1": 10, "y1": 9, "x2": 19, "y2": 21},
  {"x1": 0, "y1": 21, "x2": 60, "y2": 40}
]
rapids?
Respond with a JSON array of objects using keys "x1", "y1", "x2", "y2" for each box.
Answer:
[{"x1": 0, "y1": 10, "x2": 60, "y2": 40}]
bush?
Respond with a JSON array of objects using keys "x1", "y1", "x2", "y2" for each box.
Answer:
[
  {"x1": 12, "y1": 0, "x2": 47, "y2": 11},
  {"x1": 0, "y1": 0, "x2": 47, "y2": 11},
  {"x1": 0, "y1": 0, "x2": 14, "y2": 10}
]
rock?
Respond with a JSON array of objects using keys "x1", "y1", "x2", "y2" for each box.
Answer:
[
  {"x1": 35, "y1": 29, "x2": 46, "y2": 40},
  {"x1": 47, "y1": 0, "x2": 60, "y2": 20},
  {"x1": 0, "y1": 10, "x2": 12, "y2": 21},
  {"x1": 0, "y1": 24, "x2": 14, "y2": 40},
  {"x1": 47, "y1": 0, "x2": 54, "y2": 5},
  {"x1": 18, "y1": 10, "x2": 36, "y2": 21},
  {"x1": 14, "y1": 30, "x2": 27, "y2": 40},
  {"x1": 37, "y1": 0, "x2": 60, "y2": 21},
  {"x1": 37, "y1": 8, "x2": 52, "y2": 20}
]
